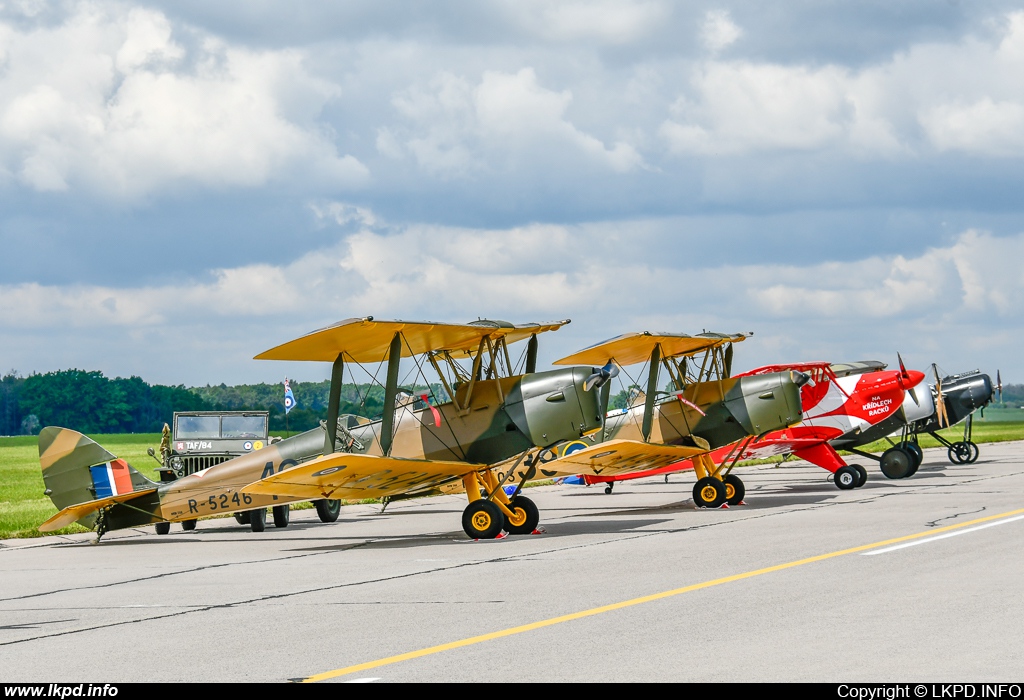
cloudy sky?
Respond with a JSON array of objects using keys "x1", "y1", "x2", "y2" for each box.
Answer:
[{"x1": 2, "y1": 0, "x2": 1023, "y2": 386}]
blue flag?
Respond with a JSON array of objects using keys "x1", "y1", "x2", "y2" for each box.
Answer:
[{"x1": 284, "y1": 378, "x2": 296, "y2": 414}]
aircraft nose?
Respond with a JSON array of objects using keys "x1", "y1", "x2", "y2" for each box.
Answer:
[
  {"x1": 790, "y1": 370, "x2": 811, "y2": 388},
  {"x1": 901, "y1": 369, "x2": 925, "y2": 389}
]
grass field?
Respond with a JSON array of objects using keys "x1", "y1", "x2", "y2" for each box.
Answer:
[{"x1": 4, "y1": 418, "x2": 1024, "y2": 539}]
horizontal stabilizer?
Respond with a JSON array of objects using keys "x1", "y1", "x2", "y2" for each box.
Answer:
[
  {"x1": 39, "y1": 488, "x2": 159, "y2": 533},
  {"x1": 542, "y1": 439, "x2": 708, "y2": 477},
  {"x1": 242, "y1": 452, "x2": 486, "y2": 500}
]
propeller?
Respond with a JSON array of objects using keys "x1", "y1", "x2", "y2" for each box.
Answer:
[
  {"x1": 996, "y1": 369, "x2": 1003, "y2": 404},
  {"x1": 932, "y1": 363, "x2": 949, "y2": 428},
  {"x1": 898, "y1": 353, "x2": 920, "y2": 406},
  {"x1": 584, "y1": 361, "x2": 620, "y2": 392}
]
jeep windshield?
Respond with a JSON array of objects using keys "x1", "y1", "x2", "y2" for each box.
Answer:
[
  {"x1": 175, "y1": 416, "x2": 221, "y2": 439},
  {"x1": 222, "y1": 415, "x2": 267, "y2": 439}
]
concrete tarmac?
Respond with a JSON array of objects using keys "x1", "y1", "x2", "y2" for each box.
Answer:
[{"x1": 3, "y1": 442, "x2": 1024, "y2": 683}]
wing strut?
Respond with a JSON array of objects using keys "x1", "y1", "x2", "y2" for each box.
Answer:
[
  {"x1": 525, "y1": 334, "x2": 538, "y2": 374},
  {"x1": 324, "y1": 353, "x2": 344, "y2": 455},
  {"x1": 380, "y1": 332, "x2": 403, "y2": 456},
  {"x1": 641, "y1": 343, "x2": 662, "y2": 442}
]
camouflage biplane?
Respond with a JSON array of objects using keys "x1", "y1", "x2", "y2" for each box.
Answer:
[
  {"x1": 528, "y1": 331, "x2": 807, "y2": 508},
  {"x1": 38, "y1": 318, "x2": 713, "y2": 540}
]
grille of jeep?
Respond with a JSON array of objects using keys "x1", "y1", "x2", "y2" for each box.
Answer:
[{"x1": 176, "y1": 455, "x2": 233, "y2": 476}]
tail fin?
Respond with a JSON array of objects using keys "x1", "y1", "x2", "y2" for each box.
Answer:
[{"x1": 38, "y1": 427, "x2": 157, "y2": 530}]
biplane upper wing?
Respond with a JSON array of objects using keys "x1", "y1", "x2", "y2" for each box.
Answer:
[
  {"x1": 540, "y1": 439, "x2": 709, "y2": 478},
  {"x1": 553, "y1": 331, "x2": 749, "y2": 367},
  {"x1": 254, "y1": 317, "x2": 569, "y2": 362},
  {"x1": 241, "y1": 451, "x2": 487, "y2": 501},
  {"x1": 38, "y1": 489, "x2": 159, "y2": 532}
]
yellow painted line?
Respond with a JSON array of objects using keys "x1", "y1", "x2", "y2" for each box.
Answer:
[{"x1": 301, "y1": 507, "x2": 1024, "y2": 683}]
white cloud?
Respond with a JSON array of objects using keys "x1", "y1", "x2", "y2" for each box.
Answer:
[
  {"x1": 0, "y1": 2, "x2": 367, "y2": 197},
  {"x1": 386, "y1": 67, "x2": 643, "y2": 175},
  {"x1": 661, "y1": 10, "x2": 1024, "y2": 158},
  {"x1": 499, "y1": 0, "x2": 670, "y2": 44},
  {"x1": 701, "y1": 9, "x2": 742, "y2": 53}
]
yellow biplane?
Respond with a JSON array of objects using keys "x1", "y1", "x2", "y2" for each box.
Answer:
[{"x1": 494, "y1": 331, "x2": 807, "y2": 508}]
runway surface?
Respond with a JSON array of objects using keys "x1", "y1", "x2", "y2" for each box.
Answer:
[{"x1": 3, "y1": 442, "x2": 1024, "y2": 683}]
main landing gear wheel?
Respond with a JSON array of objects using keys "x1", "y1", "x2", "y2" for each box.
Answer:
[
  {"x1": 852, "y1": 464, "x2": 868, "y2": 488},
  {"x1": 462, "y1": 500, "x2": 504, "y2": 539},
  {"x1": 692, "y1": 477, "x2": 726, "y2": 508},
  {"x1": 880, "y1": 447, "x2": 913, "y2": 479},
  {"x1": 272, "y1": 504, "x2": 290, "y2": 528},
  {"x1": 948, "y1": 441, "x2": 980, "y2": 464},
  {"x1": 503, "y1": 496, "x2": 540, "y2": 535},
  {"x1": 966, "y1": 441, "x2": 980, "y2": 463},
  {"x1": 315, "y1": 499, "x2": 342, "y2": 523},
  {"x1": 155, "y1": 522, "x2": 170, "y2": 535},
  {"x1": 181, "y1": 519, "x2": 197, "y2": 531},
  {"x1": 249, "y1": 507, "x2": 266, "y2": 533},
  {"x1": 723, "y1": 474, "x2": 745, "y2": 505},
  {"x1": 834, "y1": 466, "x2": 858, "y2": 490},
  {"x1": 234, "y1": 512, "x2": 250, "y2": 525},
  {"x1": 904, "y1": 442, "x2": 923, "y2": 468}
]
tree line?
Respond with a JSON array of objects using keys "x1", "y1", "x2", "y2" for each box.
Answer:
[{"x1": 0, "y1": 369, "x2": 441, "y2": 436}]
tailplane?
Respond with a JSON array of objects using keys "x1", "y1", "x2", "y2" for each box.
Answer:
[{"x1": 38, "y1": 427, "x2": 158, "y2": 531}]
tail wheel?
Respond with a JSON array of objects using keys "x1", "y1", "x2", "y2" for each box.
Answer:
[
  {"x1": 503, "y1": 496, "x2": 540, "y2": 535},
  {"x1": 181, "y1": 519, "x2": 197, "y2": 531},
  {"x1": 604, "y1": 484, "x2": 614, "y2": 495},
  {"x1": 315, "y1": 499, "x2": 341, "y2": 523},
  {"x1": 723, "y1": 474, "x2": 745, "y2": 505},
  {"x1": 692, "y1": 477, "x2": 726, "y2": 508},
  {"x1": 272, "y1": 504, "x2": 290, "y2": 528},
  {"x1": 880, "y1": 447, "x2": 912, "y2": 479},
  {"x1": 155, "y1": 522, "x2": 170, "y2": 535},
  {"x1": 462, "y1": 500, "x2": 504, "y2": 539},
  {"x1": 852, "y1": 464, "x2": 868, "y2": 488},
  {"x1": 250, "y1": 508, "x2": 266, "y2": 533},
  {"x1": 834, "y1": 466, "x2": 858, "y2": 490},
  {"x1": 233, "y1": 512, "x2": 250, "y2": 525}
]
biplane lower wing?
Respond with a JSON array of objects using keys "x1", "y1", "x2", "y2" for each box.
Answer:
[
  {"x1": 241, "y1": 452, "x2": 487, "y2": 501},
  {"x1": 39, "y1": 488, "x2": 159, "y2": 533},
  {"x1": 541, "y1": 439, "x2": 708, "y2": 478}
]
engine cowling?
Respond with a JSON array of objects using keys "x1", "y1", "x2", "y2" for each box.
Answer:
[{"x1": 504, "y1": 368, "x2": 603, "y2": 447}]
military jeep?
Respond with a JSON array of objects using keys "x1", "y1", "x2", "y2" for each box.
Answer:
[{"x1": 151, "y1": 411, "x2": 277, "y2": 482}]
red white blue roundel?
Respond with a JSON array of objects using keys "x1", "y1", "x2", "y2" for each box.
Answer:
[{"x1": 284, "y1": 396, "x2": 294, "y2": 409}]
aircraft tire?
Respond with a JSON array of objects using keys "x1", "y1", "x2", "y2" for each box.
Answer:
[
  {"x1": 834, "y1": 466, "x2": 858, "y2": 490},
  {"x1": 724, "y1": 474, "x2": 745, "y2": 505},
  {"x1": 965, "y1": 441, "x2": 980, "y2": 464},
  {"x1": 604, "y1": 484, "x2": 614, "y2": 495},
  {"x1": 692, "y1": 477, "x2": 726, "y2": 508},
  {"x1": 181, "y1": 519, "x2": 197, "y2": 531},
  {"x1": 504, "y1": 496, "x2": 540, "y2": 535},
  {"x1": 155, "y1": 522, "x2": 171, "y2": 535},
  {"x1": 904, "y1": 442, "x2": 923, "y2": 469},
  {"x1": 234, "y1": 512, "x2": 250, "y2": 525},
  {"x1": 462, "y1": 500, "x2": 504, "y2": 539},
  {"x1": 948, "y1": 442, "x2": 975, "y2": 464},
  {"x1": 272, "y1": 504, "x2": 290, "y2": 528},
  {"x1": 250, "y1": 508, "x2": 266, "y2": 533},
  {"x1": 880, "y1": 448, "x2": 912, "y2": 479},
  {"x1": 852, "y1": 464, "x2": 868, "y2": 488},
  {"x1": 315, "y1": 499, "x2": 341, "y2": 523}
]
